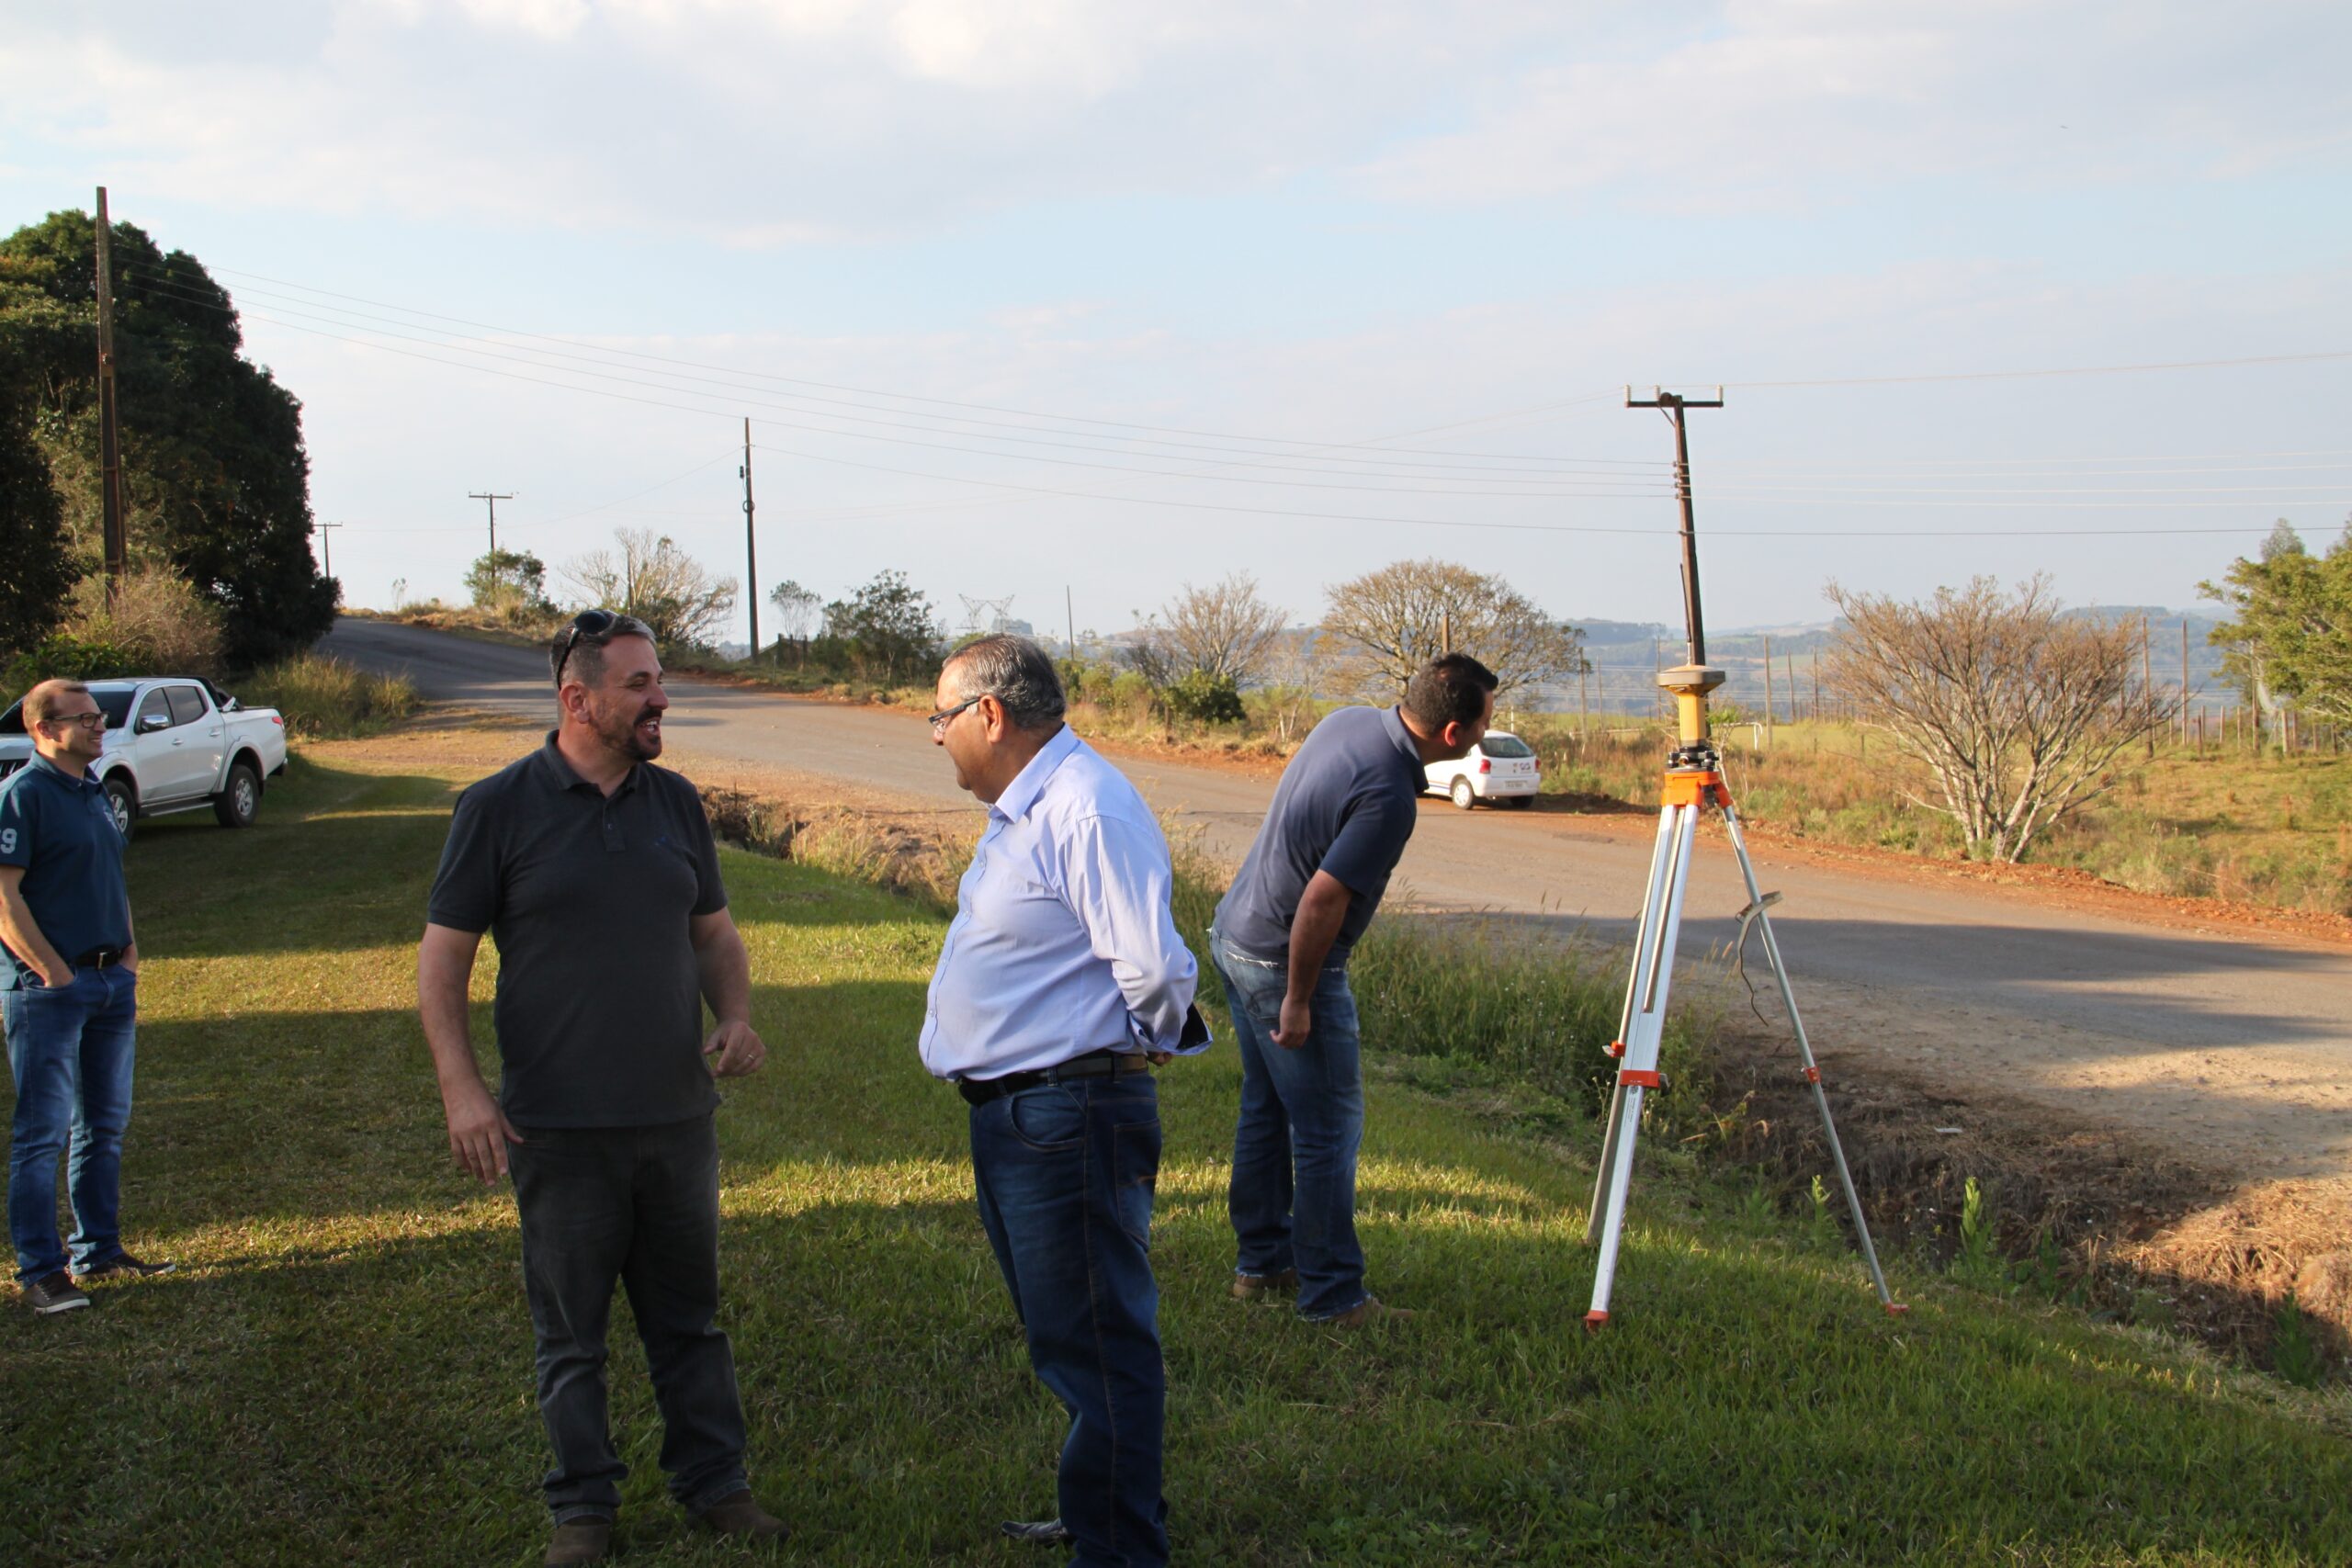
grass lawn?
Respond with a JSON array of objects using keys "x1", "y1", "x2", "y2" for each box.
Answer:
[{"x1": 2, "y1": 743, "x2": 2345, "y2": 1566}]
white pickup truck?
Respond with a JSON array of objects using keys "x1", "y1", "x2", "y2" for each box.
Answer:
[{"x1": 0, "y1": 677, "x2": 288, "y2": 840}]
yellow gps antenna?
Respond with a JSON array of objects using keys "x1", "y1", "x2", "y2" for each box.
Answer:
[{"x1": 1584, "y1": 388, "x2": 1905, "y2": 1329}]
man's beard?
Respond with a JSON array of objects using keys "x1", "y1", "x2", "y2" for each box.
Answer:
[{"x1": 592, "y1": 700, "x2": 662, "y2": 761}]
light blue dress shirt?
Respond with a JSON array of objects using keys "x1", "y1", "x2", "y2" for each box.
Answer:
[{"x1": 921, "y1": 726, "x2": 1204, "y2": 1080}]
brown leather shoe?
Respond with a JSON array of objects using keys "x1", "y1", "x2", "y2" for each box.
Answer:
[
  {"x1": 695, "y1": 1491, "x2": 790, "y2": 1542},
  {"x1": 1230, "y1": 1267, "x2": 1300, "y2": 1301},
  {"x1": 543, "y1": 1518, "x2": 611, "y2": 1566},
  {"x1": 1325, "y1": 1296, "x2": 1417, "y2": 1328}
]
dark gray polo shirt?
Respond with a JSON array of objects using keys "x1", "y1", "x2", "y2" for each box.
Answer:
[
  {"x1": 426, "y1": 735, "x2": 728, "y2": 1128},
  {"x1": 1215, "y1": 705, "x2": 1423, "y2": 961}
]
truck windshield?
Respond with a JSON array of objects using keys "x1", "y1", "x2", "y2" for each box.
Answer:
[{"x1": 0, "y1": 689, "x2": 137, "y2": 735}]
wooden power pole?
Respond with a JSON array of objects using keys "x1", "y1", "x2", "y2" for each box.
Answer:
[
  {"x1": 741, "y1": 419, "x2": 760, "y2": 659},
  {"x1": 94, "y1": 186, "x2": 128, "y2": 604},
  {"x1": 469, "y1": 491, "x2": 514, "y2": 592}
]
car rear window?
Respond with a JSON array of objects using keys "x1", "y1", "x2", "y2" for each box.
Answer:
[{"x1": 1482, "y1": 735, "x2": 1535, "y2": 759}]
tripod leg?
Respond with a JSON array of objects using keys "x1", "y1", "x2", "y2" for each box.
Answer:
[
  {"x1": 1586, "y1": 801, "x2": 1681, "y2": 1244},
  {"x1": 1587, "y1": 801, "x2": 1702, "y2": 1327},
  {"x1": 1719, "y1": 804, "x2": 1905, "y2": 1314}
]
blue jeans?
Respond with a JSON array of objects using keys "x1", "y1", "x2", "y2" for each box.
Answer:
[
  {"x1": 970, "y1": 1073, "x2": 1168, "y2": 1568},
  {"x1": 6, "y1": 965, "x2": 140, "y2": 1282},
  {"x1": 1212, "y1": 930, "x2": 1368, "y2": 1322},
  {"x1": 507, "y1": 1115, "x2": 751, "y2": 1524}
]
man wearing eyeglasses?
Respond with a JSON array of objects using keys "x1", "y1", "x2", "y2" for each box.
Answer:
[
  {"x1": 924, "y1": 636, "x2": 1205, "y2": 1568},
  {"x1": 2, "y1": 679, "x2": 170, "y2": 1317},
  {"x1": 418, "y1": 612, "x2": 786, "y2": 1566}
]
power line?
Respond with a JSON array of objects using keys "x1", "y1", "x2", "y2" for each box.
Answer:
[
  {"x1": 188, "y1": 290, "x2": 2352, "y2": 513},
  {"x1": 210, "y1": 263, "x2": 1641, "y2": 462},
  {"x1": 1722, "y1": 349, "x2": 2352, "y2": 390},
  {"x1": 147, "y1": 272, "x2": 1683, "y2": 484}
]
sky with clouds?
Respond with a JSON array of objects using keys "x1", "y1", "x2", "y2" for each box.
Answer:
[{"x1": 5, "y1": 1, "x2": 2348, "y2": 648}]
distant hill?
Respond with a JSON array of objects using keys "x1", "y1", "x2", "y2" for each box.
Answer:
[{"x1": 1544, "y1": 605, "x2": 2237, "y2": 718}]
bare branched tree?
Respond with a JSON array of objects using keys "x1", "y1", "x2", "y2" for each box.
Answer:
[
  {"x1": 1823, "y1": 574, "x2": 2176, "y2": 863},
  {"x1": 1260, "y1": 626, "x2": 1336, "y2": 744},
  {"x1": 563, "y1": 528, "x2": 738, "y2": 649},
  {"x1": 1321, "y1": 557, "x2": 1587, "y2": 699},
  {"x1": 1123, "y1": 572, "x2": 1287, "y2": 687}
]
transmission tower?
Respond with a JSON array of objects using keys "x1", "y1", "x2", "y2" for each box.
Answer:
[{"x1": 957, "y1": 594, "x2": 1016, "y2": 639}]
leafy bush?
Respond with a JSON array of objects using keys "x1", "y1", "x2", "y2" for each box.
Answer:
[
  {"x1": 1164, "y1": 669, "x2": 1245, "y2": 724},
  {"x1": 1, "y1": 632, "x2": 142, "y2": 696}
]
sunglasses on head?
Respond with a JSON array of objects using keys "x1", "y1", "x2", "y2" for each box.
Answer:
[{"x1": 554, "y1": 609, "x2": 621, "y2": 685}]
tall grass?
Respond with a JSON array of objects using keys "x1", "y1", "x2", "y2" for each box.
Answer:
[{"x1": 236, "y1": 652, "x2": 421, "y2": 739}]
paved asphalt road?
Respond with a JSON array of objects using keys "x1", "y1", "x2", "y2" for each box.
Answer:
[{"x1": 322, "y1": 616, "x2": 2352, "y2": 1179}]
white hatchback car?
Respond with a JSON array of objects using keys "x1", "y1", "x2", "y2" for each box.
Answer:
[{"x1": 1425, "y1": 729, "x2": 1541, "y2": 809}]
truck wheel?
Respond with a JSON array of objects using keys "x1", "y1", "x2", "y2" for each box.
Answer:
[
  {"x1": 213, "y1": 761, "x2": 261, "y2": 829},
  {"x1": 1451, "y1": 777, "x2": 1476, "y2": 810},
  {"x1": 102, "y1": 774, "x2": 138, "y2": 843}
]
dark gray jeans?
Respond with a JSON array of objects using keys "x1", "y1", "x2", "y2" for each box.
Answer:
[{"x1": 508, "y1": 1114, "x2": 750, "y2": 1523}]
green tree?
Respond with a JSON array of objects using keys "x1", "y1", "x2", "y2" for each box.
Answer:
[
  {"x1": 2203, "y1": 519, "x2": 2352, "y2": 729},
  {"x1": 0, "y1": 209, "x2": 336, "y2": 667},
  {"x1": 0, "y1": 397, "x2": 73, "y2": 657},
  {"x1": 464, "y1": 547, "x2": 551, "y2": 610},
  {"x1": 823, "y1": 570, "x2": 943, "y2": 683}
]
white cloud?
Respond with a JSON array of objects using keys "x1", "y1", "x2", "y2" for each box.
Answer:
[
  {"x1": 4, "y1": 2, "x2": 2345, "y2": 242},
  {"x1": 1355, "y1": 2, "x2": 2352, "y2": 209}
]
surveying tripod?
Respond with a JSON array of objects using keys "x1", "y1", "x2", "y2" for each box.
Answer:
[{"x1": 1584, "y1": 389, "x2": 1905, "y2": 1327}]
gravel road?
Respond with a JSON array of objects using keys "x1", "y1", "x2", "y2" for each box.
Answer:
[{"x1": 322, "y1": 616, "x2": 2352, "y2": 1188}]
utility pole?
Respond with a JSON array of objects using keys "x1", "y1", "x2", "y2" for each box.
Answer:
[
  {"x1": 1625, "y1": 387, "x2": 1725, "y2": 669},
  {"x1": 94, "y1": 186, "x2": 128, "y2": 605},
  {"x1": 2180, "y1": 616, "x2": 2190, "y2": 749},
  {"x1": 741, "y1": 419, "x2": 760, "y2": 660},
  {"x1": 317, "y1": 522, "x2": 345, "y2": 580},
  {"x1": 469, "y1": 491, "x2": 513, "y2": 592}
]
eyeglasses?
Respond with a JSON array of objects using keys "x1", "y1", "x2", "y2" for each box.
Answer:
[
  {"x1": 40, "y1": 711, "x2": 106, "y2": 730},
  {"x1": 554, "y1": 609, "x2": 620, "y2": 685},
  {"x1": 927, "y1": 693, "x2": 985, "y2": 731}
]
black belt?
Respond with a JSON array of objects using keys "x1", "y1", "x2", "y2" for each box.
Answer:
[
  {"x1": 956, "y1": 1048, "x2": 1148, "y2": 1107},
  {"x1": 72, "y1": 946, "x2": 128, "y2": 970}
]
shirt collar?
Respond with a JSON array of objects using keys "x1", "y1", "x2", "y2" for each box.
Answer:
[
  {"x1": 534, "y1": 730, "x2": 636, "y2": 797},
  {"x1": 989, "y1": 724, "x2": 1078, "y2": 825},
  {"x1": 1381, "y1": 705, "x2": 1422, "y2": 767},
  {"x1": 26, "y1": 751, "x2": 97, "y2": 793}
]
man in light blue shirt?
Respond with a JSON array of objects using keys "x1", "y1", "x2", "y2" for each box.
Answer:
[{"x1": 922, "y1": 635, "x2": 1204, "y2": 1568}]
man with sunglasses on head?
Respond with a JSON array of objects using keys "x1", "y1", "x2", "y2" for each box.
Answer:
[
  {"x1": 418, "y1": 611, "x2": 786, "y2": 1566},
  {"x1": 924, "y1": 636, "x2": 1205, "y2": 1568},
  {"x1": 2, "y1": 679, "x2": 170, "y2": 1316}
]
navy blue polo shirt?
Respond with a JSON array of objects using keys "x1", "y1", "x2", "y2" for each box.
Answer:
[
  {"x1": 426, "y1": 735, "x2": 729, "y2": 1128},
  {"x1": 0, "y1": 752, "x2": 133, "y2": 989},
  {"x1": 1216, "y1": 705, "x2": 1423, "y2": 961}
]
